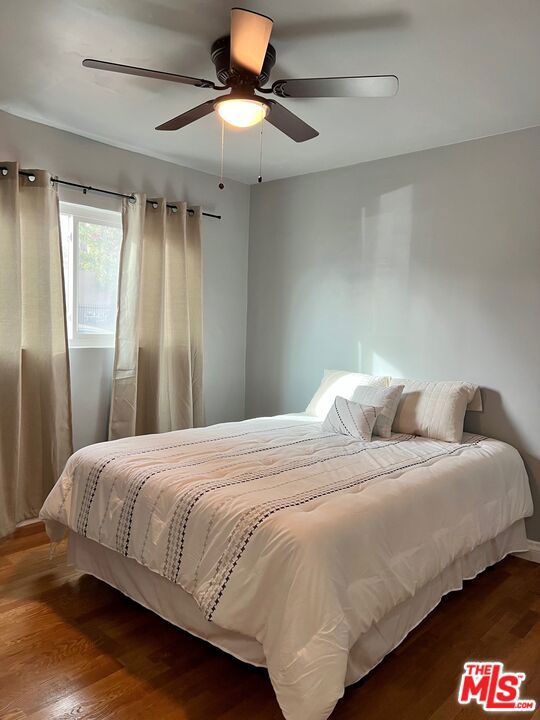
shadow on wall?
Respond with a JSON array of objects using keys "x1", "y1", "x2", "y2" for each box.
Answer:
[{"x1": 465, "y1": 388, "x2": 539, "y2": 540}]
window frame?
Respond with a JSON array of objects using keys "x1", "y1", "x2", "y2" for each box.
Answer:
[{"x1": 59, "y1": 201, "x2": 122, "y2": 349}]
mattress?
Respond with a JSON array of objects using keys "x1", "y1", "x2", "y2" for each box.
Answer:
[{"x1": 41, "y1": 413, "x2": 534, "y2": 720}]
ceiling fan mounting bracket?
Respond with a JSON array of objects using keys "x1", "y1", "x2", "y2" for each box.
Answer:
[
  {"x1": 215, "y1": 86, "x2": 270, "y2": 106},
  {"x1": 271, "y1": 80, "x2": 289, "y2": 98},
  {"x1": 210, "y1": 35, "x2": 276, "y2": 88},
  {"x1": 195, "y1": 78, "x2": 219, "y2": 89}
]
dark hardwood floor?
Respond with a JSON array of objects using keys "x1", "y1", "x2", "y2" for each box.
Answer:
[{"x1": 1, "y1": 523, "x2": 539, "y2": 720}]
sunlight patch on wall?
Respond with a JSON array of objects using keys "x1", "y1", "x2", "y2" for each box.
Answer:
[
  {"x1": 371, "y1": 352, "x2": 403, "y2": 379},
  {"x1": 357, "y1": 342, "x2": 403, "y2": 379}
]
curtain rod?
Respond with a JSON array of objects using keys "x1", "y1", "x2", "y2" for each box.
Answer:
[{"x1": 0, "y1": 167, "x2": 222, "y2": 219}]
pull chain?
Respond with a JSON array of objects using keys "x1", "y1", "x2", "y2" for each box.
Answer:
[
  {"x1": 218, "y1": 119, "x2": 225, "y2": 190},
  {"x1": 258, "y1": 120, "x2": 264, "y2": 183}
]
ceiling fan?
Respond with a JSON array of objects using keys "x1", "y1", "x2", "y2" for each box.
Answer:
[{"x1": 83, "y1": 7, "x2": 399, "y2": 143}]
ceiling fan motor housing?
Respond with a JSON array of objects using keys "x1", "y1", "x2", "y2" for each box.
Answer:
[{"x1": 211, "y1": 36, "x2": 276, "y2": 87}]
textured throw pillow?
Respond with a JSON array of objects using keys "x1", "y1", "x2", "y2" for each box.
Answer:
[
  {"x1": 390, "y1": 379, "x2": 480, "y2": 443},
  {"x1": 306, "y1": 369, "x2": 390, "y2": 418},
  {"x1": 322, "y1": 396, "x2": 380, "y2": 441},
  {"x1": 351, "y1": 384, "x2": 404, "y2": 438}
]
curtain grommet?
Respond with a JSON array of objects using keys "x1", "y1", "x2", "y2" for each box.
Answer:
[
  {"x1": 28, "y1": 174, "x2": 36, "y2": 183},
  {"x1": 152, "y1": 201, "x2": 158, "y2": 209},
  {"x1": 1, "y1": 167, "x2": 8, "y2": 176}
]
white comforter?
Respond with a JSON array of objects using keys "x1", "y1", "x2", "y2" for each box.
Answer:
[{"x1": 40, "y1": 414, "x2": 533, "y2": 720}]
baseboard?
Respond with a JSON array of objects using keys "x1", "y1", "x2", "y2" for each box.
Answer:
[{"x1": 513, "y1": 539, "x2": 540, "y2": 564}]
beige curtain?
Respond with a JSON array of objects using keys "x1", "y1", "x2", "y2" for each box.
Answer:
[
  {"x1": 0, "y1": 162, "x2": 73, "y2": 538},
  {"x1": 109, "y1": 195, "x2": 203, "y2": 439}
]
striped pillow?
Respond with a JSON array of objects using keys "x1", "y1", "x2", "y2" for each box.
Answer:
[
  {"x1": 351, "y1": 384, "x2": 404, "y2": 438},
  {"x1": 322, "y1": 396, "x2": 380, "y2": 441},
  {"x1": 390, "y1": 379, "x2": 479, "y2": 442}
]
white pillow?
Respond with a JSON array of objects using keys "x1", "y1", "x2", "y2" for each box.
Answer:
[
  {"x1": 306, "y1": 369, "x2": 390, "y2": 418},
  {"x1": 351, "y1": 384, "x2": 404, "y2": 438},
  {"x1": 322, "y1": 396, "x2": 380, "y2": 441},
  {"x1": 390, "y1": 379, "x2": 480, "y2": 443}
]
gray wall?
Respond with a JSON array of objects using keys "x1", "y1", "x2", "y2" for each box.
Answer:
[
  {"x1": 69, "y1": 347, "x2": 114, "y2": 450},
  {"x1": 0, "y1": 110, "x2": 250, "y2": 448},
  {"x1": 247, "y1": 126, "x2": 540, "y2": 539}
]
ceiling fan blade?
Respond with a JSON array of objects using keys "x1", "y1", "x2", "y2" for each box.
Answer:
[
  {"x1": 155, "y1": 100, "x2": 216, "y2": 131},
  {"x1": 271, "y1": 75, "x2": 399, "y2": 98},
  {"x1": 83, "y1": 59, "x2": 217, "y2": 89},
  {"x1": 266, "y1": 100, "x2": 318, "y2": 143},
  {"x1": 230, "y1": 8, "x2": 273, "y2": 76}
]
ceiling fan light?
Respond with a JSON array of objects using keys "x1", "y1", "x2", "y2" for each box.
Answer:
[{"x1": 215, "y1": 98, "x2": 269, "y2": 128}]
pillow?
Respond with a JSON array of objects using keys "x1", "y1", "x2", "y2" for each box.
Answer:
[
  {"x1": 390, "y1": 379, "x2": 480, "y2": 443},
  {"x1": 306, "y1": 369, "x2": 390, "y2": 418},
  {"x1": 466, "y1": 387, "x2": 483, "y2": 412},
  {"x1": 351, "y1": 384, "x2": 404, "y2": 438},
  {"x1": 322, "y1": 396, "x2": 380, "y2": 441}
]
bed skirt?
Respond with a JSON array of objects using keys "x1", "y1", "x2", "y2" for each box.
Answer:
[{"x1": 67, "y1": 519, "x2": 528, "y2": 689}]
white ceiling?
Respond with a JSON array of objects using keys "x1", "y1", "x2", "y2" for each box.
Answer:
[{"x1": 1, "y1": 0, "x2": 539, "y2": 184}]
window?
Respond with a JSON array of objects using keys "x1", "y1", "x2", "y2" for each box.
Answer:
[{"x1": 60, "y1": 202, "x2": 122, "y2": 347}]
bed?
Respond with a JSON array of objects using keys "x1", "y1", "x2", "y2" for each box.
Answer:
[{"x1": 40, "y1": 413, "x2": 533, "y2": 720}]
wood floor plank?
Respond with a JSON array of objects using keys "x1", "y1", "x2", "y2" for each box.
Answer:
[{"x1": 1, "y1": 524, "x2": 539, "y2": 719}]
